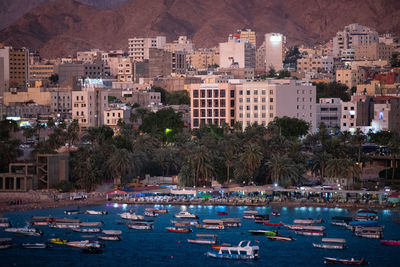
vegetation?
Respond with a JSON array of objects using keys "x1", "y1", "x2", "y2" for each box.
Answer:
[
  {"x1": 314, "y1": 82, "x2": 351, "y2": 102},
  {"x1": 152, "y1": 87, "x2": 190, "y2": 105}
]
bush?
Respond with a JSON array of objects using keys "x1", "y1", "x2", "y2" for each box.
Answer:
[{"x1": 56, "y1": 180, "x2": 73, "y2": 192}]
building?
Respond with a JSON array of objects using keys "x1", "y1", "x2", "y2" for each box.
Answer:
[
  {"x1": 356, "y1": 80, "x2": 380, "y2": 96},
  {"x1": 297, "y1": 54, "x2": 334, "y2": 74},
  {"x1": 128, "y1": 36, "x2": 166, "y2": 61},
  {"x1": 0, "y1": 102, "x2": 51, "y2": 119},
  {"x1": 121, "y1": 90, "x2": 161, "y2": 107},
  {"x1": 163, "y1": 36, "x2": 194, "y2": 53},
  {"x1": 235, "y1": 79, "x2": 316, "y2": 131},
  {"x1": 189, "y1": 83, "x2": 236, "y2": 128},
  {"x1": 0, "y1": 163, "x2": 36, "y2": 192},
  {"x1": 234, "y1": 29, "x2": 256, "y2": 46},
  {"x1": 219, "y1": 35, "x2": 255, "y2": 69},
  {"x1": 332, "y1": 24, "x2": 379, "y2": 60},
  {"x1": 104, "y1": 105, "x2": 131, "y2": 130},
  {"x1": 371, "y1": 96, "x2": 400, "y2": 133},
  {"x1": 0, "y1": 46, "x2": 10, "y2": 95},
  {"x1": 264, "y1": 33, "x2": 285, "y2": 72},
  {"x1": 76, "y1": 49, "x2": 104, "y2": 63},
  {"x1": 50, "y1": 89, "x2": 72, "y2": 116},
  {"x1": 117, "y1": 58, "x2": 133, "y2": 82},
  {"x1": 316, "y1": 98, "x2": 342, "y2": 130},
  {"x1": 336, "y1": 68, "x2": 366, "y2": 89},
  {"x1": 148, "y1": 48, "x2": 186, "y2": 77},
  {"x1": 218, "y1": 68, "x2": 254, "y2": 80},
  {"x1": 340, "y1": 95, "x2": 373, "y2": 132},
  {"x1": 153, "y1": 76, "x2": 202, "y2": 92},
  {"x1": 9, "y1": 47, "x2": 29, "y2": 88},
  {"x1": 255, "y1": 42, "x2": 266, "y2": 74},
  {"x1": 56, "y1": 61, "x2": 110, "y2": 87},
  {"x1": 186, "y1": 48, "x2": 219, "y2": 70},
  {"x1": 36, "y1": 153, "x2": 69, "y2": 190},
  {"x1": 3, "y1": 82, "x2": 51, "y2": 106},
  {"x1": 354, "y1": 42, "x2": 393, "y2": 61},
  {"x1": 28, "y1": 63, "x2": 54, "y2": 83}
]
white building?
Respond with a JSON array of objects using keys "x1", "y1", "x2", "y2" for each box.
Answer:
[
  {"x1": 265, "y1": 33, "x2": 285, "y2": 72},
  {"x1": 219, "y1": 35, "x2": 255, "y2": 69},
  {"x1": 76, "y1": 49, "x2": 104, "y2": 63},
  {"x1": 117, "y1": 58, "x2": 133, "y2": 82},
  {"x1": 316, "y1": 98, "x2": 342, "y2": 130},
  {"x1": 128, "y1": 36, "x2": 166, "y2": 61},
  {"x1": 340, "y1": 101, "x2": 357, "y2": 132},
  {"x1": 104, "y1": 105, "x2": 131, "y2": 128},
  {"x1": 163, "y1": 36, "x2": 194, "y2": 53}
]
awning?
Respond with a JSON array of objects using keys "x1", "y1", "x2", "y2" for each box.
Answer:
[{"x1": 107, "y1": 190, "x2": 128, "y2": 195}]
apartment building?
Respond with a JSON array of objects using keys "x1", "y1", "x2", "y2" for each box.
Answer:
[
  {"x1": 371, "y1": 96, "x2": 400, "y2": 133},
  {"x1": 219, "y1": 36, "x2": 255, "y2": 69},
  {"x1": 189, "y1": 83, "x2": 236, "y2": 128},
  {"x1": 336, "y1": 68, "x2": 366, "y2": 89},
  {"x1": 128, "y1": 36, "x2": 166, "y2": 61},
  {"x1": 316, "y1": 98, "x2": 342, "y2": 130},
  {"x1": 0, "y1": 102, "x2": 51, "y2": 119},
  {"x1": 28, "y1": 64, "x2": 54, "y2": 83},
  {"x1": 148, "y1": 48, "x2": 186, "y2": 77},
  {"x1": 234, "y1": 29, "x2": 256, "y2": 46},
  {"x1": 255, "y1": 42, "x2": 266, "y2": 74},
  {"x1": 186, "y1": 48, "x2": 219, "y2": 70},
  {"x1": 3, "y1": 82, "x2": 51, "y2": 106},
  {"x1": 121, "y1": 90, "x2": 161, "y2": 107},
  {"x1": 50, "y1": 89, "x2": 72, "y2": 115},
  {"x1": 265, "y1": 33, "x2": 285, "y2": 72},
  {"x1": 297, "y1": 55, "x2": 334, "y2": 73},
  {"x1": 76, "y1": 49, "x2": 104, "y2": 63},
  {"x1": 117, "y1": 58, "x2": 133, "y2": 82},
  {"x1": 163, "y1": 36, "x2": 194, "y2": 53},
  {"x1": 340, "y1": 95, "x2": 373, "y2": 132},
  {"x1": 354, "y1": 43, "x2": 393, "y2": 61},
  {"x1": 104, "y1": 105, "x2": 131, "y2": 130}
]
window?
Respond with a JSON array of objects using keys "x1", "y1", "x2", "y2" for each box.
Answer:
[
  {"x1": 246, "y1": 90, "x2": 250, "y2": 95},
  {"x1": 269, "y1": 90, "x2": 273, "y2": 94},
  {"x1": 262, "y1": 98, "x2": 266, "y2": 103},
  {"x1": 239, "y1": 90, "x2": 243, "y2": 95},
  {"x1": 254, "y1": 98, "x2": 258, "y2": 103},
  {"x1": 220, "y1": 90, "x2": 226, "y2": 97},
  {"x1": 239, "y1": 98, "x2": 243, "y2": 103},
  {"x1": 193, "y1": 90, "x2": 199, "y2": 98},
  {"x1": 239, "y1": 105, "x2": 243, "y2": 110},
  {"x1": 254, "y1": 106, "x2": 258, "y2": 110},
  {"x1": 261, "y1": 90, "x2": 266, "y2": 95},
  {"x1": 262, "y1": 113, "x2": 266, "y2": 118},
  {"x1": 246, "y1": 106, "x2": 250, "y2": 111},
  {"x1": 270, "y1": 98, "x2": 273, "y2": 103},
  {"x1": 269, "y1": 113, "x2": 273, "y2": 118},
  {"x1": 246, "y1": 98, "x2": 250, "y2": 103},
  {"x1": 230, "y1": 90, "x2": 235, "y2": 97},
  {"x1": 270, "y1": 106, "x2": 273, "y2": 110},
  {"x1": 254, "y1": 90, "x2": 258, "y2": 95}
]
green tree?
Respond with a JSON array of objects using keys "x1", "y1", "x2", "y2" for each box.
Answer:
[
  {"x1": 387, "y1": 133, "x2": 400, "y2": 186},
  {"x1": 266, "y1": 153, "x2": 302, "y2": 186},
  {"x1": 108, "y1": 148, "x2": 134, "y2": 187},
  {"x1": 314, "y1": 82, "x2": 350, "y2": 102},
  {"x1": 166, "y1": 90, "x2": 190, "y2": 105},
  {"x1": 236, "y1": 143, "x2": 263, "y2": 184},
  {"x1": 326, "y1": 158, "x2": 361, "y2": 188},
  {"x1": 267, "y1": 117, "x2": 310, "y2": 139}
]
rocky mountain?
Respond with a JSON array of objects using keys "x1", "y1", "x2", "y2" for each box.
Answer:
[{"x1": 1, "y1": 0, "x2": 399, "y2": 58}]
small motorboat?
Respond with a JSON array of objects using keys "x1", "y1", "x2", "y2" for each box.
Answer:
[
  {"x1": 102, "y1": 230, "x2": 122, "y2": 235},
  {"x1": 354, "y1": 227, "x2": 383, "y2": 239},
  {"x1": 49, "y1": 222, "x2": 80, "y2": 229},
  {"x1": 243, "y1": 210, "x2": 258, "y2": 219},
  {"x1": 283, "y1": 223, "x2": 325, "y2": 231},
  {"x1": 21, "y1": 243, "x2": 49, "y2": 249},
  {"x1": 98, "y1": 235, "x2": 122, "y2": 241},
  {"x1": 73, "y1": 228, "x2": 101, "y2": 233},
  {"x1": 268, "y1": 235, "x2": 294, "y2": 241},
  {"x1": 293, "y1": 218, "x2": 322, "y2": 224},
  {"x1": 313, "y1": 238, "x2": 346, "y2": 249},
  {"x1": 174, "y1": 211, "x2": 198, "y2": 219},
  {"x1": 295, "y1": 230, "x2": 325, "y2": 236},
  {"x1": 271, "y1": 212, "x2": 280, "y2": 217},
  {"x1": 166, "y1": 226, "x2": 192, "y2": 233},
  {"x1": 154, "y1": 209, "x2": 168, "y2": 213},
  {"x1": 356, "y1": 210, "x2": 378, "y2": 221},
  {"x1": 187, "y1": 234, "x2": 217, "y2": 244},
  {"x1": 211, "y1": 243, "x2": 232, "y2": 249},
  {"x1": 0, "y1": 218, "x2": 11, "y2": 228},
  {"x1": 82, "y1": 247, "x2": 102, "y2": 254},
  {"x1": 380, "y1": 240, "x2": 400, "y2": 246},
  {"x1": 119, "y1": 212, "x2": 144, "y2": 220},
  {"x1": 144, "y1": 209, "x2": 159, "y2": 217},
  {"x1": 217, "y1": 212, "x2": 228, "y2": 216},
  {"x1": 49, "y1": 238, "x2": 68, "y2": 245},
  {"x1": 207, "y1": 240, "x2": 259, "y2": 260},
  {"x1": 0, "y1": 238, "x2": 13, "y2": 249},
  {"x1": 324, "y1": 257, "x2": 367, "y2": 265},
  {"x1": 127, "y1": 221, "x2": 154, "y2": 230},
  {"x1": 67, "y1": 240, "x2": 103, "y2": 248},
  {"x1": 331, "y1": 216, "x2": 353, "y2": 226},
  {"x1": 221, "y1": 218, "x2": 241, "y2": 227},
  {"x1": 84, "y1": 210, "x2": 108, "y2": 215},
  {"x1": 64, "y1": 209, "x2": 80, "y2": 215},
  {"x1": 80, "y1": 222, "x2": 103, "y2": 227},
  {"x1": 264, "y1": 222, "x2": 282, "y2": 226},
  {"x1": 202, "y1": 219, "x2": 224, "y2": 230},
  {"x1": 5, "y1": 227, "x2": 43, "y2": 237},
  {"x1": 248, "y1": 230, "x2": 277, "y2": 236},
  {"x1": 254, "y1": 214, "x2": 269, "y2": 223}
]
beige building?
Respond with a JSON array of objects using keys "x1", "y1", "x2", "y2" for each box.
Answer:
[
  {"x1": 117, "y1": 58, "x2": 133, "y2": 82},
  {"x1": 356, "y1": 80, "x2": 380, "y2": 96},
  {"x1": 235, "y1": 29, "x2": 256, "y2": 46},
  {"x1": 255, "y1": 42, "x2": 266, "y2": 74},
  {"x1": 3, "y1": 82, "x2": 51, "y2": 106},
  {"x1": 219, "y1": 36, "x2": 255, "y2": 69},
  {"x1": 186, "y1": 48, "x2": 219, "y2": 70},
  {"x1": 9, "y1": 47, "x2": 29, "y2": 88},
  {"x1": 354, "y1": 42, "x2": 393, "y2": 61},
  {"x1": 265, "y1": 33, "x2": 285, "y2": 72},
  {"x1": 316, "y1": 98, "x2": 342, "y2": 130},
  {"x1": 148, "y1": 48, "x2": 186, "y2": 77},
  {"x1": 297, "y1": 55, "x2": 334, "y2": 74},
  {"x1": 371, "y1": 97, "x2": 400, "y2": 133},
  {"x1": 104, "y1": 106, "x2": 131, "y2": 129},
  {"x1": 163, "y1": 36, "x2": 194, "y2": 53},
  {"x1": 336, "y1": 68, "x2": 366, "y2": 89},
  {"x1": 28, "y1": 64, "x2": 54, "y2": 83},
  {"x1": 128, "y1": 36, "x2": 166, "y2": 61},
  {"x1": 77, "y1": 49, "x2": 104, "y2": 63},
  {"x1": 50, "y1": 89, "x2": 72, "y2": 115}
]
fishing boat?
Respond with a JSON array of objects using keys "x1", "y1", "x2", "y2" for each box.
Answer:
[
  {"x1": 218, "y1": 212, "x2": 228, "y2": 216},
  {"x1": 243, "y1": 210, "x2": 258, "y2": 219},
  {"x1": 187, "y1": 234, "x2": 217, "y2": 244},
  {"x1": 80, "y1": 222, "x2": 103, "y2": 227},
  {"x1": 102, "y1": 230, "x2": 122, "y2": 235},
  {"x1": 166, "y1": 226, "x2": 192, "y2": 233},
  {"x1": 380, "y1": 240, "x2": 400, "y2": 246},
  {"x1": 293, "y1": 218, "x2": 322, "y2": 224},
  {"x1": 98, "y1": 235, "x2": 122, "y2": 241},
  {"x1": 174, "y1": 211, "x2": 198, "y2": 219},
  {"x1": 248, "y1": 230, "x2": 277, "y2": 236},
  {"x1": 221, "y1": 218, "x2": 241, "y2": 227},
  {"x1": 64, "y1": 209, "x2": 80, "y2": 215},
  {"x1": 82, "y1": 247, "x2": 102, "y2": 254},
  {"x1": 268, "y1": 235, "x2": 294, "y2": 241},
  {"x1": 66, "y1": 240, "x2": 103, "y2": 248},
  {"x1": 348, "y1": 220, "x2": 378, "y2": 227},
  {"x1": 264, "y1": 222, "x2": 282, "y2": 226},
  {"x1": 271, "y1": 212, "x2": 280, "y2": 217},
  {"x1": 0, "y1": 218, "x2": 11, "y2": 227},
  {"x1": 84, "y1": 210, "x2": 108, "y2": 215},
  {"x1": 207, "y1": 240, "x2": 259, "y2": 260},
  {"x1": 49, "y1": 238, "x2": 68, "y2": 245},
  {"x1": 5, "y1": 227, "x2": 43, "y2": 237},
  {"x1": 127, "y1": 221, "x2": 154, "y2": 230},
  {"x1": 144, "y1": 209, "x2": 159, "y2": 217},
  {"x1": 283, "y1": 223, "x2": 325, "y2": 231},
  {"x1": 331, "y1": 216, "x2": 353, "y2": 226},
  {"x1": 49, "y1": 222, "x2": 80, "y2": 229},
  {"x1": 0, "y1": 238, "x2": 13, "y2": 249},
  {"x1": 324, "y1": 257, "x2": 367, "y2": 265},
  {"x1": 119, "y1": 211, "x2": 144, "y2": 220},
  {"x1": 21, "y1": 243, "x2": 49, "y2": 249},
  {"x1": 313, "y1": 238, "x2": 346, "y2": 249},
  {"x1": 354, "y1": 227, "x2": 383, "y2": 239},
  {"x1": 73, "y1": 228, "x2": 101, "y2": 233},
  {"x1": 356, "y1": 210, "x2": 378, "y2": 221},
  {"x1": 202, "y1": 219, "x2": 225, "y2": 230},
  {"x1": 295, "y1": 230, "x2": 325, "y2": 236},
  {"x1": 211, "y1": 243, "x2": 232, "y2": 249},
  {"x1": 254, "y1": 214, "x2": 269, "y2": 223}
]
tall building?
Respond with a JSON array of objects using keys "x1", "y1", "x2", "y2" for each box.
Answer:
[
  {"x1": 219, "y1": 35, "x2": 255, "y2": 69},
  {"x1": 148, "y1": 48, "x2": 186, "y2": 77},
  {"x1": 117, "y1": 58, "x2": 133, "y2": 82},
  {"x1": 316, "y1": 98, "x2": 342, "y2": 130},
  {"x1": 265, "y1": 33, "x2": 285, "y2": 72},
  {"x1": 1, "y1": 47, "x2": 29, "y2": 89},
  {"x1": 332, "y1": 24, "x2": 379, "y2": 60},
  {"x1": 354, "y1": 43, "x2": 393, "y2": 61},
  {"x1": 186, "y1": 48, "x2": 219, "y2": 70},
  {"x1": 234, "y1": 29, "x2": 256, "y2": 46},
  {"x1": 255, "y1": 42, "x2": 266, "y2": 74},
  {"x1": 128, "y1": 36, "x2": 166, "y2": 61},
  {"x1": 28, "y1": 64, "x2": 54, "y2": 83}
]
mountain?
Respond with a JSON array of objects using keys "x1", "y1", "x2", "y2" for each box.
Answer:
[{"x1": 1, "y1": 0, "x2": 400, "y2": 58}]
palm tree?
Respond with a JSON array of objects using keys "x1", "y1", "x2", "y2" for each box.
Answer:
[
  {"x1": 311, "y1": 150, "x2": 331, "y2": 183},
  {"x1": 191, "y1": 145, "x2": 213, "y2": 186},
  {"x1": 351, "y1": 128, "x2": 365, "y2": 164},
  {"x1": 265, "y1": 153, "x2": 300, "y2": 186},
  {"x1": 339, "y1": 130, "x2": 351, "y2": 146},
  {"x1": 238, "y1": 143, "x2": 263, "y2": 184},
  {"x1": 325, "y1": 158, "x2": 361, "y2": 189},
  {"x1": 220, "y1": 139, "x2": 236, "y2": 184},
  {"x1": 108, "y1": 148, "x2": 134, "y2": 188},
  {"x1": 388, "y1": 133, "x2": 400, "y2": 186}
]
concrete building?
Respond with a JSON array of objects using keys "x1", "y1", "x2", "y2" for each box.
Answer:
[
  {"x1": 148, "y1": 49, "x2": 186, "y2": 77},
  {"x1": 356, "y1": 80, "x2": 381, "y2": 96},
  {"x1": 371, "y1": 96, "x2": 400, "y2": 133},
  {"x1": 3, "y1": 82, "x2": 51, "y2": 106},
  {"x1": 28, "y1": 63, "x2": 54, "y2": 83},
  {"x1": 336, "y1": 68, "x2": 366, "y2": 89},
  {"x1": 354, "y1": 43, "x2": 393, "y2": 61},
  {"x1": 332, "y1": 24, "x2": 379, "y2": 60},
  {"x1": 104, "y1": 105, "x2": 131, "y2": 129},
  {"x1": 189, "y1": 83, "x2": 236, "y2": 128},
  {"x1": 340, "y1": 95, "x2": 373, "y2": 132},
  {"x1": 76, "y1": 49, "x2": 104, "y2": 63},
  {"x1": 9, "y1": 47, "x2": 29, "y2": 88},
  {"x1": 121, "y1": 90, "x2": 161, "y2": 107},
  {"x1": 56, "y1": 61, "x2": 110, "y2": 87},
  {"x1": 128, "y1": 36, "x2": 166, "y2": 61},
  {"x1": 219, "y1": 35, "x2": 255, "y2": 69},
  {"x1": 234, "y1": 29, "x2": 256, "y2": 46},
  {"x1": 0, "y1": 46, "x2": 10, "y2": 95},
  {"x1": 235, "y1": 80, "x2": 316, "y2": 131},
  {"x1": 36, "y1": 153, "x2": 69, "y2": 190},
  {"x1": 0, "y1": 102, "x2": 51, "y2": 119},
  {"x1": 186, "y1": 48, "x2": 219, "y2": 70},
  {"x1": 265, "y1": 33, "x2": 285, "y2": 72},
  {"x1": 255, "y1": 42, "x2": 266, "y2": 74},
  {"x1": 316, "y1": 98, "x2": 342, "y2": 130},
  {"x1": 218, "y1": 68, "x2": 254, "y2": 80},
  {"x1": 0, "y1": 163, "x2": 36, "y2": 192},
  {"x1": 297, "y1": 55, "x2": 334, "y2": 74},
  {"x1": 153, "y1": 76, "x2": 202, "y2": 92},
  {"x1": 117, "y1": 58, "x2": 133, "y2": 82},
  {"x1": 163, "y1": 36, "x2": 194, "y2": 53},
  {"x1": 50, "y1": 89, "x2": 72, "y2": 115}
]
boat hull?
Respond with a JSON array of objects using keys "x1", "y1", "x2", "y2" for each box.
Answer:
[{"x1": 207, "y1": 252, "x2": 257, "y2": 260}]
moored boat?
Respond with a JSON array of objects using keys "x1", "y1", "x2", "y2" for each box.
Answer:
[
  {"x1": 220, "y1": 218, "x2": 241, "y2": 227},
  {"x1": 271, "y1": 212, "x2": 280, "y2": 217},
  {"x1": 207, "y1": 240, "x2": 259, "y2": 260},
  {"x1": 331, "y1": 216, "x2": 353, "y2": 226},
  {"x1": 264, "y1": 222, "x2": 282, "y2": 226},
  {"x1": 354, "y1": 227, "x2": 383, "y2": 239},
  {"x1": 166, "y1": 226, "x2": 192, "y2": 233},
  {"x1": 243, "y1": 210, "x2": 258, "y2": 219},
  {"x1": 187, "y1": 234, "x2": 217, "y2": 244},
  {"x1": 64, "y1": 209, "x2": 80, "y2": 215},
  {"x1": 170, "y1": 219, "x2": 199, "y2": 226},
  {"x1": 174, "y1": 211, "x2": 198, "y2": 219},
  {"x1": 49, "y1": 238, "x2": 68, "y2": 245},
  {"x1": 254, "y1": 214, "x2": 269, "y2": 223},
  {"x1": 119, "y1": 212, "x2": 144, "y2": 220},
  {"x1": 21, "y1": 243, "x2": 49, "y2": 249},
  {"x1": 102, "y1": 230, "x2": 122, "y2": 235},
  {"x1": 49, "y1": 222, "x2": 80, "y2": 229},
  {"x1": 154, "y1": 209, "x2": 168, "y2": 213},
  {"x1": 283, "y1": 223, "x2": 325, "y2": 231},
  {"x1": 218, "y1": 212, "x2": 228, "y2": 216},
  {"x1": 144, "y1": 208, "x2": 159, "y2": 217},
  {"x1": 5, "y1": 227, "x2": 43, "y2": 236},
  {"x1": 248, "y1": 230, "x2": 277, "y2": 236},
  {"x1": 324, "y1": 257, "x2": 367, "y2": 265},
  {"x1": 268, "y1": 235, "x2": 294, "y2": 241},
  {"x1": 73, "y1": 228, "x2": 101, "y2": 233},
  {"x1": 380, "y1": 240, "x2": 400, "y2": 246},
  {"x1": 127, "y1": 221, "x2": 154, "y2": 230},
  {"x1": 211, "y1": 243, "x2": 232, "y2": 249},
  {"x1": 356, "y1": 210, "x2": 378, "y2": 221},
  {"x1": 84, "y1": 210, "x2": 108, "y2": 215},
  {"x1": 79, "y1": 222, "x2": 103, "y2": 227},
  {"x1": 0, "y1": 238, "x2": 13, "y2": 249},
  {"x1": 313, "y1": 238, "x2": 346, "y2": 249},
  {"x1": 66, "y1": 240, "x2": 103, "y2": 248},
  {"x1": 0, "y1": 218, "x2": 11, "y2": 228},
  {"x1": 295, "y1": 230, "x2": 325, "y2": 236},
  {"x1": 98, "y1": 235, "x2": 122, "y2": 241},
  {"x1": 202, "y1": 219, "x2": 225, "y2": 230},
  {"x1": 293, "y1": 218, "x2": 322, "y2": 224}
]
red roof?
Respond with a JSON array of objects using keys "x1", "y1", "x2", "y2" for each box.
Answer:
[
  {"x1": 107, "y1": 190, "x2": 128, "y2": 195},
  {"x1": 374, "y1": 96, "x2": 400, "y2": 102}
]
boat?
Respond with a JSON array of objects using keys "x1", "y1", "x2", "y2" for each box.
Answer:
[
  {"x1": 102, "y1": 230, "x2": 122, "y2": 235},
  {"x1": 295, "y1": 230, "x2": 325, "y2": 236},
  {"x1": 166, "y1": 226, "x2": 192, "y2": 233},
  {"x1": 324, "y1": 257, "x2": 367, "y2": 265},
  {"x1": 271, "y1": 212, "x2": 280, "y2": 217},
  {"x1": 211, "y1": 243, "x2": 232, "y2": 249},
  {"x1": 80, "y1": 222, "x2": 103, "y2": 227},
  {"x1": 254, "y1": 214, "x2": 269, "y2": 223},
  {"x1": 64, "y1": 209, "x2": 80, "y2": 215},
  {"x1": 21, "y1": 243, "x2": 49, "y2": 249},
  {"x1": 187, "y1": 234, "x2": 217, "y2": 244},
  {"x1": 98, "y1": 235, "x2": 122, "y2": 241},
  {"x1": 5, "y1": 227, "x2": 43, "y2": 237},
  {"x1": 380, "y1": 240, "x2": 400, "y2": 246},
  {"x1": 268, "y1": 235, "x2": 294, "y2": 241},
  {"x1": 243, "y1": 210, "x2": 258, "y2": 219},
  {"x1": 144, "y1": 209, "x2": 159, "y2": 217},
  {"x1": 32, "y1": 217, "x2": 81, "y2": 223},
  {"x1": 0, "y1": 238, "x2": 13, "y2": 249},
  {"x1": 264, "y1": 222, "x2": 282, "y2": 226},
  {"x1": 221, "y1": 218, "x2": 241, "y2": 227},
  {"x1": 356, "y1": 210, "x2": 378, "y2": 221},
  {"x1": 170, "y1": 219, "x2": 199, "y2": 226},
  {"x1": 174, "y1": 211, "x2": 198, "y2": 219},
  {"x1": 0, "y1": 218, "x2": 11, "y2": 228},
  {"x1": 119, "y1": 212, "x2": 144, "y2": 220},
  {"x1": 127, "y1": 221, "x2": 154, "y2": 230},
  {"x1": 49, "y1": 238, "x2": 68, "y2": 245},
  {"x1": 331, "y1": 216, "x2": 353, "y2": 226},
  {"x1": 49, "y1": 222, "x2": 80, "y2": 229},
  {"x1": 348, "y1": 220, "x2": 378, "y2": 227},
  {"x1": 354, "y1": 227, "x2": 383, "y2": 239},
  {"x1": 293, "y1": 218, "x2": 322, "y2": 224},
  {"x1": 313, "y1": 238, "x2": 346, "y2": 249},
  {"x1": 154, "y1": 209, "x2": 168, "y2": 213},
  {"x1": 207, "y1": 240, "x2": 259, "y2": 260},
  {"x1": 73, "y1": 228, "x2": 101, "y2": 233},
  {"x1": 202, "y1": 219, "x2": 225, "y2": 230},
  {"x1": 248, "y1": 230, "x2": 277, "y2": 236},
  {"x1": 283, "y1": 223, "x2": 325, "y2": 231},
  {"x1": 84, "y1": 210, "x2": 108, "y2": 215},
  {"x1": 218, "y1": 212, "x2": 228, "y2": 216},
  {"x1": 82, "y1": 247, "x2": 102, "y2": 254},
  {"x1": 66, "y1": 240, "x2": 103, "y2": 248}
]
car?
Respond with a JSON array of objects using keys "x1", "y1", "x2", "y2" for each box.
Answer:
[{"x1": 383, "y1": 186, "x2": 391, "y2": 192}]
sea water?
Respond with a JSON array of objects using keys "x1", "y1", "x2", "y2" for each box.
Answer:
[{"x1": 1, "y1": 204, "x2": 399, "y2": 267}]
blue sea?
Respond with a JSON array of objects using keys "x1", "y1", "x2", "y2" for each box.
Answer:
[{"x1": 1, "y1": 204, "x2": 399, "y2": 267}]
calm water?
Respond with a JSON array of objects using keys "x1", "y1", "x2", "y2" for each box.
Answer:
[{"x1": 1, "y1": 204, "x2": 399, "y2": 267}]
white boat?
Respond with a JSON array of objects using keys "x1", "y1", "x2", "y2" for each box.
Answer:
[
  {"x1": 84, "y1": 210, "x2": 108, "y2": 215},
  {"x1": 119, "y1": 212, "x2": 144, "y2": 220},
  {"x1": 0, "y1": 238, "x2": 13, "y2": 249},
  {"x1": 144, "y1": 208, "x2": 159, "y2": 217},
  {"x1": 0, "y1": 218, "x2": 11, "y2": 228},
  {"x1": 79, "y1": 222, "x2": 103, "y2": 227},
  {"x1": 64, "y1": 209, "x2": 79, "y2": 215},
  {"x1": 293, "y1": 218, "x2": 322, "y2": 224},
  {"x1": 73, "y1": 228, "x2": 101, "y2": 233},
  {"x1": 202, "y1": 219, "x2": 225, "y2": 230},
  {"x1": 174, "y1": 211, "x2": 198, "y2": 219},
  {"x1": 283, "y1": 223, "x2": 325, "y2": 231},
  {"x1": 49, "y1": 222, "x2": 80, "y2": 229},
  {"x1": 355, "y1": 227, "x2": 383, "y2": 239},
  {"x1": 295, "y1": 230, "x2": 325, "y2": 236},
  {"x1": 98, "y1": 235, "x2": 121, "y2": 241},
  {"x1": 312, "y1": 238, "x2": 346, "y2": 249},
  {"x1": 21, "y1": 243, "x2": 49, "y2": 249},
  {"x1": 187, "y1": 234, "x2": 217, "y2": 244},
  {"x1": 102, "y1": 230, "x2": 122, "y2": 235},
  {"x1": 207, "y1": 240, "x2": 259, "y2": 260},
  {"x1": 66, "y1": 240, "x2": 102, "y2": 248},
  {"x1": 243, "y1": 210, "x2": 258, "y2": 219},
  {"x1": 170, "y1": 219, "x2": 199, "y2": 226},
  {"x1": 127, "y1": 221, "x2": 154, "y2": 230},
  {"x1": 5, "y1": 227, "x2": 43, "y2": 237}
]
